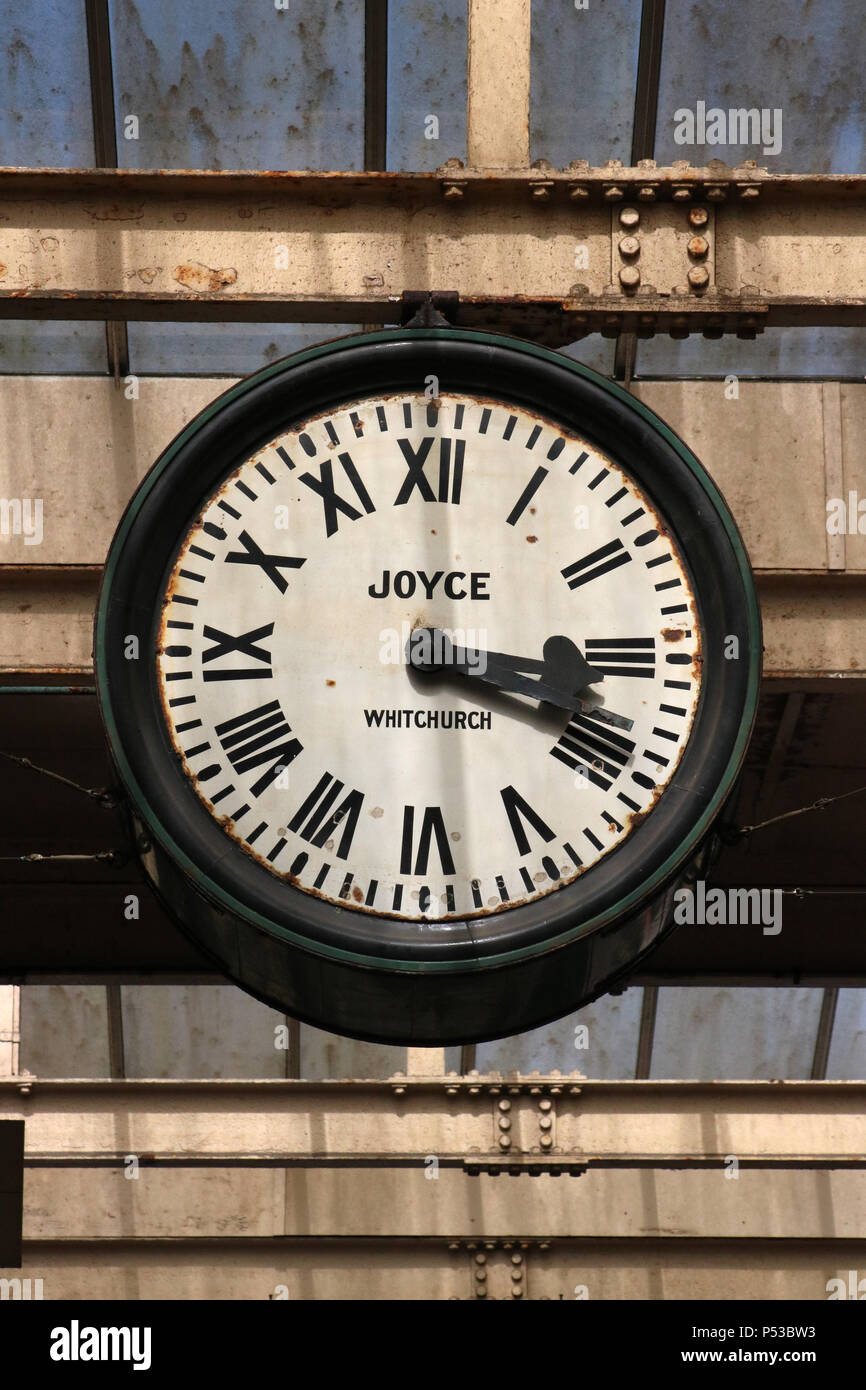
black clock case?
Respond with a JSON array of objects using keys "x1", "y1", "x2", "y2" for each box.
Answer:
[{"x1": 96, "y1": 331, "x2": 761, "y2": 1043}]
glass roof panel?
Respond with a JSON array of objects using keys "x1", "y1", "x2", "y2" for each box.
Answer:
[
  {"x1": 387, "y1": 0, "x2": 467, "y2": 170},
  {"x1": 476, "y1": 988, "x2": 643, "y2": 1077},
  {"x1": 530, "y1": 0, "x2": 641, "y2": 166},
  {"x1": 655, "y1": 0, "x2": 866, "y2": 174},
  {"x1": 636, "y1": 327, "x2": 866, "y2": 380},
  {"x1": 0, "y1": 0, "x2": 94, "y2": 166},
  {"x1": 107, "y1": 0, "x2": 365, "y2": 170},
  {"x1": 651, "y1": 986, "x2": 824, "y2": 1079}
]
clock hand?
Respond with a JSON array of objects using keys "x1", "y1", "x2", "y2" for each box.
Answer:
[{"x1": 406, "y1": 628, "x2": 634, "y2": 730}]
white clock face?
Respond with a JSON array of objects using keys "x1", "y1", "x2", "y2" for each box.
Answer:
[{"x1": 156, "y1": 392, "x2": 701, "y2": 922}]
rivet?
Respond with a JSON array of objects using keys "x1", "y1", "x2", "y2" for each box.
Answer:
[
  {"x1": 671, "y1": 185, "x2": 692, "y2": 201},
  {"x1": 637, "y1": 185, "x2": 657, "y2": 201},
  {"x1": 705, "y1": 185, "x2": 727, "y2": 202},
  {"x1": 393, "y1": 1085, "x2": 406, "y2": 1096},
  {"x1": 498, "y1": 1115, "x2": 511, "y2": 1130},
  {"x1": 538, "y1": 1098, "x2": 552, "y2": 1112},
  {"x1": 442, "y1": 183, "x2": 464, "y2": 201},
  {"x1": 689, "y1": 206, "x2": 709, "y2": 228},
  {"x1": 618, "y1": 235, "x2": 640, "y2": 258},
  {"x1": 738, "y1": 184, "x2": 760, "y2": 200},
  {"x1": 499, "y1": 1135, "x2": 511, "y2": 1149},
  {"x1": 569, "y1": 183, "x2": 590, "y2": 201},
  {"x1": 511, "y1": 1252, "x2": 524, "y2": 1264},
  {"x1": 498, "y1": 1098, "x2": 511, "y2": 1112},
  {"x1": 619, "y1": 265, "x2": 640, "y2": 291},
  {"x1": 540, "y1": 1134, "x2": 553, "y2": 1148},
  {"x1": 619, "y1": 206, "x2": 640, "y2": 228},
  {"x1": 688, "y1": 265, "x2": 710, "y2": 290},
  {"x1": 688, "y1": 236, "x2": 709, "y2": 259},
  {"x1": 474, "y1": 1268, "x2": 487, "y2": 1281},
  {"x1": 475, "y1": 1252, "x2": 487, "y2": 1264},
  {"x1": 603, "y1": 185, "x2": 624, "y2": 201},
  {"x1": 539, "y1": 1116, "x2": 553, "y2": 1131}
]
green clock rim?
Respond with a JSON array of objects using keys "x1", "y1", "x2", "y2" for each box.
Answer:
[{"x1": 95, "y1": 328, "x2": 762, "y2": 975}]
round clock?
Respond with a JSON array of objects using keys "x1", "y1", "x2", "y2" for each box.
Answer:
[{"x1": 95, "y1": 330, "x2": 760, "y2": 1044}]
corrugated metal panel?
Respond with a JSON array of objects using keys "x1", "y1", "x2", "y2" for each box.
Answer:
[
  {"x1": 651, "y1": 986, "x2": 824, "y2": 1080},
  {"x1": 655, "y1": 0, "x2": 866, "y2": 173},
  {"x1": 387, "y1": 0, "x2": 467, "y2": 170},
  {"x1": 0, "y1": 0, "x2": 94, "y2": 165},
  {"x1": 126, "y1": 322, "x2": 357, "y2": 376},
  {"x1": 107, "y1": 0, "x2": 365, "y2": 171},
  {"x1": 475, "y1": 989, "x2": 643, "y2": 1077},
  {"x1": 635, "y1": 327, "x2": 866, "y2": 379},
  {"x1": 825, "y1": 989, "x2": 866, "y2": 1079},
  {"x1": 19, "y1": 985, "x2": 110, "y2": 1078},
  {"x1": 530, "y1": 0, "x2": 641, "y2": 166}
]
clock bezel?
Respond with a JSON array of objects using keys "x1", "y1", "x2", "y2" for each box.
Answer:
[{"x1": 96, "y1": 329, "x2": 761, "y2": 979}]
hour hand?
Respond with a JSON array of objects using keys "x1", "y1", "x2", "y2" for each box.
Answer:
[{"x1": 407, "y1": 629, "x2": 605, "y2": 715}]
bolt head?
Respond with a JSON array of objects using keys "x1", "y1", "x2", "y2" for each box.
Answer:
[
  {"x1": 619, "y1": 265, "x2": 640, "y2": 291},
  {"x1": 618, "y1": 235, "x2": 640, "y2": 258},
  {"x1": 619, "y1": 206, "x2": 640, "y2": 228}
]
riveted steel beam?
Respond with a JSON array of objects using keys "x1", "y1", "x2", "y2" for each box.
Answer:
[{"x1": 1, "y1": 166, "x2": 864, "y2": 336}]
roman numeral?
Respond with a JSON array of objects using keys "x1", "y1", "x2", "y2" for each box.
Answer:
[
  {"x1": 550, "y1": 711, "x2": 635, "y2": 790},
  {"x1": 394, "y1": 437, "x2": 465, "y2": 506},
  {"x1": 400, "y1": 805, "x2": 456, "y2": 875},
  {"x1": 300, "y1": 453, "x2": 375, "y2": 536},
  {"x1": 215, "y1": 700, "x2": 303, "y2": 797},
  {"x1": 562, "y1": 539, "x2": 631, "y2": 589},
  {"x1": 288, "y1": 771, "x2": 364, "y2": 860},
  {"x1": 225, "y1": 529, "x2": 306, "y2": 593},
  {"x1": 500, "y1": 785, "x2": 555, "y2": 855},
  {"x1": 584, "y1": 637, "x2": 656, "y2": 678},
  {"x1": 202, "y1": 623, "x2": 274, "y2": 680}
]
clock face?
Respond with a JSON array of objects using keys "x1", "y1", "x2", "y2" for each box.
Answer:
[
  {"x1": 98, "y1": 330, "x2": 759, "y2": 1043},
  {"x1": 156, "y1": 393, "x2": 701, "y2": 923}
]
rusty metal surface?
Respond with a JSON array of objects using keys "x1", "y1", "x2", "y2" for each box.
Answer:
[{"x1": 0, "y1": 165, "x2": 864, "y2": 336}]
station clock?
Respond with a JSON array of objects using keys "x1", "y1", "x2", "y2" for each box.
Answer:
[{"x1": 96, "y1": 330, "x2": 760, "y2": 1043}]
